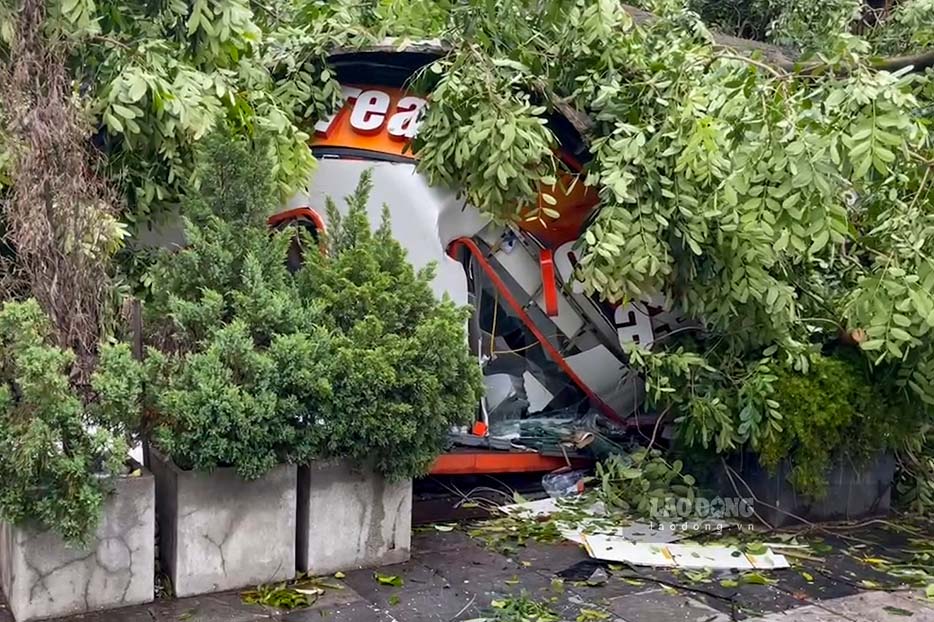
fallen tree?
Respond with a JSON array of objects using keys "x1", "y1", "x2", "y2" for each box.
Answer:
[{"x1": 0, "y1": 0, "x2": 932, "y2": 512}]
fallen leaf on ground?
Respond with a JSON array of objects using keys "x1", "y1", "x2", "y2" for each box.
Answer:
[
  {"x1": 576, "y1": 609, "x2": 610, "y2": 621},
  {"x1": 882, "y1": 606, "x2": 914, "y2": 616},
  {"x1": 375, "y1": 573, "x2": 403, "y2": 587},
  {"x1": 741, "y1": 572, "x2": 776, "y2": 586}
]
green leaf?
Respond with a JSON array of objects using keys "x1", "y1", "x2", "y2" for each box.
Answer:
[
  {"x1": 104, "y1": 111, "x2": 124, "y2": 133},
  {"x1": 111, "y1": 103, "x2": 137, "y2": 119},
  {"x1": 892, "y1": 314, "x2": 912, "y2": 328},
  {"x1": 808, "y1": 229, "x2": 829, "y2": 254},
  {"x1": 890, "y1": 327, "x2": 912, "y2": 342},
  {"x1": 740, "y1": 572, "x2": 776, "y2": 586},
  {"x1": 375, "y1": 573, "x2": 403, "y2": 587},
  {"x1": 127, "y1": 77, "x2": 148, "y2": 103},
  {"x1": 501, "y1": 125, "x2": 516, "y2": 150}
]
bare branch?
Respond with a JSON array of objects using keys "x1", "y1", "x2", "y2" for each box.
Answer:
[{"x1": 1, "y1": 0, "x2": 122, "y2": 374}]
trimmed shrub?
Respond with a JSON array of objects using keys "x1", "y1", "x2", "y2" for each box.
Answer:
[
  {"x1": 145, "y1": 133, "x2": 481, "y2": 480},
  {"x1": 0, "y1": 299, "x2": 142, "y2": 543}
]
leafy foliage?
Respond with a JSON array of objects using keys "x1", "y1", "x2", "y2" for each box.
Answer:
[
  {"x1": 295, "y1": 184, "x2": 483, "y2": 478},
  {"x1": 0, "y1": 299, "x2": 142, "y2": 543},
  {"x1": 380, "y1": 0, "x2": 934, "y2": 508},
  {"x1": 869, "y1": 0, "x2": 934, "y2": 55},
  {"x1": 898, "y1": 426, "x2": 934, "y2": 513},
  {"x1": 762, "y1": 0, "x2": 863, "y2": 52},
  {"x1": 593, "y1": 448, "x2": 698, "y2": 517},
  {"x1": 487, "y1": 594, "x2": 560, "y2": 622},
  {"x1": 3, "y1": 0, "x2": 934, "y2": 508},
  {"x1": 145, "y1": 133, "x2": 481, "y2": 480},
  {"x1": 0, "y1": 0, "x2": 355, "y2": 223},
  {"x1": 629, "y1": 344, "x2": 784, "y2": 454},
  {"x1": 1, "y1": 0, "x2": 127, "y2": 363},
  {"x1": 240, "y1": 573, "x2": 344, "y2": 611},
  {"x1": 686, "y1": 0, "x2": 863, "y2": 51},
  {"x1": 759, "y1": 353, "x2": 912, "y2": 497},
  {"x1": 686, "y1": 0, "x2": 776, "y2": 41},
  {"x1": 143, "y1": 133, "x2": 325, "y2": 479}
]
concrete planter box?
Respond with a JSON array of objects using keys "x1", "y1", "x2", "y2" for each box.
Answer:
[
  {"x1": 0, "y1": 471, "x2": 155, "y2": 621},
  {"x1": 719, "y1": 453, "x2": 895, "y2": 527},
  {"x1": 297, "y1": 460, "x2": 412, "y2": 575},
  {"x1": 149, "y1": 450, "x2": 296, "y2": 597}
]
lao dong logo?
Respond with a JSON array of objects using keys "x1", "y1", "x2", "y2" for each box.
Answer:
[{"x1": 649, "y1": 496, "x2": 755, "y2": 531}]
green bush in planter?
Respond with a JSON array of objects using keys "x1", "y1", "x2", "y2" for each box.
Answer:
[
  {"x1": 295, "y1": 176, "x2": 483, "y2": 479},
  {"x1": 0, "y1": 299, "x2": 143, "y2": 544},
  {"x1": 144, "y1": 133, "x2": 332, "y2": 480},
  {"x1": 759, "y1": 352, "x2": 913, "y2": 498},
  {"x1": 145, "y1": 133, "x2": 481, "y2": 481}
]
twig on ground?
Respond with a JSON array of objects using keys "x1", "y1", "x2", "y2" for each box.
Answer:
[{"x1": 449, "y1": 594, "x2": 477, "y2": 621}]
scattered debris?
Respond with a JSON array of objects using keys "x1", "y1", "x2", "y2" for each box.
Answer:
[
  {"x1": 500, "y1": 497, "x2": 582, "y2": 519},
  {"x1": 499, "y1": 494, "x2": 685, "y2": 546},
  {"x1": 477, "y1": 593, "x2": 560, "y2": 622},
  {"x1": 576, "y1": 609, "x2": 610, "y2": 621},
  {"x1": 241, "y1": 573, "x2": 344, "y2": 610},
  {"x1": 585, "y1": 567, "x2": 609, "y2": 586},
  {"x1": 542, "y1": 469, "x2": 588, "y2": 498},
  {"x1": 241, "y1": 584, "x2": 311, "y2": 609}
]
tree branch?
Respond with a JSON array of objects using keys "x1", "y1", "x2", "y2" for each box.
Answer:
[{"x1": 620, "y1": 3, "x2": 934, "y2": 75}]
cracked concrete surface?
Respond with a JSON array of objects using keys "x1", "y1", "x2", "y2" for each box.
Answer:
[
  {"x1": 150, "y1": 451, "x2": 296, "y2": 598},
  {"x1": 0, "y1": 472, "x2": 154, "y2": 621},
  {"x1": 296, "y1": 460, "x2": 412, "y2": 576}
]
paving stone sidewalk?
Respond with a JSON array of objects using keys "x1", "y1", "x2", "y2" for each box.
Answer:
[{"x1": 2, "y1": 527, "x2": 932, "y2": 622}]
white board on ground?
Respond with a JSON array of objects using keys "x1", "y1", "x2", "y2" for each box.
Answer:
[{"x1": 581, "y1": 535, "x2": 790, "y2": 570}]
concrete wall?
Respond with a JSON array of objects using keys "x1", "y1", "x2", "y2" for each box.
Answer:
[
  {"x1": 297, "y1": 459, "x2": 412, "y2": 575},
  {"x1": 150, "y1": 450, "x2": 296, "y2": 597},
  {"x1": 0, "y1": 472, "x2": 154, "y2": 621}
]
